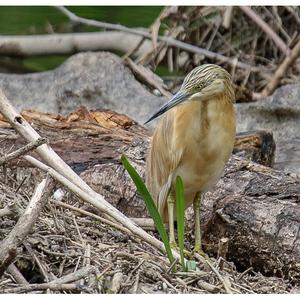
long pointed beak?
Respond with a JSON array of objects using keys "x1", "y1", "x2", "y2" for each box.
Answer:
[{"x1": 144, "y1": 91, "x2": 190, "y2": 124}]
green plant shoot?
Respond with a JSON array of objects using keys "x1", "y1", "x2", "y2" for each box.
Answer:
[{"x1": 121, "y1": 155, "x2": 175, "y2": 265}]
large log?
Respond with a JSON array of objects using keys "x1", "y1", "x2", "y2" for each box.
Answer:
[{"x1": 0, "y1": 107, "x2": 299, "y2": 280}]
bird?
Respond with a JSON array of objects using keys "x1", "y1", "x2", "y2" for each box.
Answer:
[{"x1": 145, "y1": 64, "x2": 235, "y2": 254}]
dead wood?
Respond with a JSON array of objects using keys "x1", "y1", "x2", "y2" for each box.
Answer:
[
  {"x1": 7, "y1": 264, "x2": 29, "y2": 285},
  {"x1": 239, "y1": 6, "x2": 290, "y2": 56},
  {"x1": 260, "y1": 39, "x2": 300, "y2": 97},
  {"x1": 234, "y1": 130, "x2": 275, "y2": 167},
  {"x1": 0, "y1": 176, "x2": 53, "y2": 277},
  {"x1": 202, "y1": 157, "x2": 300, "y2": 281},
  {"x1": 0, "y1": 137, "x2": 46, "y2": 166},
  {"x1": 0, "y1": 106, "x2": 297, "y2": 280}
]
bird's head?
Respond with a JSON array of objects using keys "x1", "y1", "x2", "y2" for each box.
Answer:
[{"x1": 145, "y1": 64, "x2": 234, "y2": 124}]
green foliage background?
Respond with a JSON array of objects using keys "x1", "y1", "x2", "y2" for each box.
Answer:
[{"x1": 0, "y1": 6, "x2": 162, "y2": 71}]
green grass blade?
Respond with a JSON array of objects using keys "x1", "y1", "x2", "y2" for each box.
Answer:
[
  {"x1": 175, "y1": 176, "x2": 186, "y2": 271},
  {"x1": 121, "y1": 155, "x2": 174, "y2": 265}
]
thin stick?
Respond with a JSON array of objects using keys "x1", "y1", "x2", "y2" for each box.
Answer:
[
  {"x1": 194, "y1": 253, "x2": 232, "y2": 294},
  {"x1": 7, "y1": 264, "x2": 29, "y2": 285},
  {"x1": 56, "y1": 6, "x2": 262, "y2": 73},
  {"x1": 3, "y1": 283, "x2": 91, "y2": 293},
  {"x1": 0, "y1": 176, "x2": 52, "y2": 276},
  {"x1": 239, "y1": 6, "x2": 290, "y2": 56},
  {"x1": 0, "y1": 137, "x2": 47, "y2": 166},
  {"x1": 217, "y1": 237, "x2": 229, "y2": 270},
  {"x1": 260, "y1": 39, "x2": 300, "y2": 97},
  {"x1": 50, "y1": 199, "x2": 132, "y2": 236},
  {"x1": 222, "y1": 7, "x2": 234, "y2": 30},
  {"x1": 124, "y1": 57, "x2": 172, "y2": 97},
  {"x1": 0, "y1": 203, "x2": 17, "y2": 218}
]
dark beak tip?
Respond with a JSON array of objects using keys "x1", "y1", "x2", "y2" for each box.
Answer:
[{"x1": 144, "y1": 91, "x2": 188, "y2": 126}]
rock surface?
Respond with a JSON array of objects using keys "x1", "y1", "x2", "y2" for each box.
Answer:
[
  {"x1": 0, "y1": 51, "x2": 298, "y2": 173},
  {"x1": 236, "y1": 85, "x2": 300, "y2": 174},
  {"x1": 0, "y1": 51, "x2": 166, "y2": 125}
]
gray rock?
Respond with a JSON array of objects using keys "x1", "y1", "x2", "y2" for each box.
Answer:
[
  {"x1": 236, "y1": 84, "x2": 300, "y2": 173},
  {"x1": 0, "y1": 51, "x2": 166, "y2": 125}
]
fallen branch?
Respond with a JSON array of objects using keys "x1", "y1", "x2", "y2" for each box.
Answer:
[
  {"x1": 3, "y1": 283, "x2": 91, "y2": 293},
  {"x1": 7, "y1": 264, "x2": 29, "y2": 285},
  {"x1": 239, "y1": 6, "x2": 290, "y2": 56},
  {"x1": 0, "y1": 32, "x2": 149, "y2": 58},
  {"x1": 0, "y1": 176, "x2": 52, "y2": 276},
  {"x1": 260, "y1": 39, "x2": 300, "y2": 97},
  {"x1": 56, "y1": 6, "x2": 263, "y2": 73},
  {"x1": 0, "y1": 137, "x2": 46, "y2": 166},
  {"x1": 124, "y1": 57, "x2": 172, "y2": 97}
]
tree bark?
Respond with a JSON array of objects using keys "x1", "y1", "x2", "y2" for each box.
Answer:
[{"x1": 0, "y1": 107, "x2": 298, "y2": 279}]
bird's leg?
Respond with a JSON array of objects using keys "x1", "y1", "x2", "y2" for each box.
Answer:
[
  {"x1": 167, "y1": 192, "x2": 177, "y2": 248},
  {"x1": 193, "y1": 192, "x2": 205, "y2": 256}
]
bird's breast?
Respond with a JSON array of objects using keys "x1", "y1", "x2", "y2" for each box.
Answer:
[{"x1": 172, "y1": 97, "x2": 235, "y2": 200}]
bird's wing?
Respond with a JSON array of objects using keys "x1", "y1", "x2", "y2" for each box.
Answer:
[{"x1": 146, "y1": 110, "x2": 183, "y2": 221}]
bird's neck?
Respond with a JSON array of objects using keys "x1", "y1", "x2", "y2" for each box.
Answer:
[{"x1": 172, "y1": 94, "x2": 235, "y2": 144}]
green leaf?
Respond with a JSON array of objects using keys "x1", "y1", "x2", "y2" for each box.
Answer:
[
  {"x1": 121, "y1": 155, "x2": 174, "y2": 265},
  {"x1": 186, "y1": 260, "x2": 197, "y2": 271},
  {"x1": 175, "y1": 176, "x2": 186, "y2": 271}
]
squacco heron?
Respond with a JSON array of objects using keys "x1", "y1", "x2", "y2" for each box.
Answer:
[{"x1": 145, "y1": 64, "x2": 235, "y2": 254}]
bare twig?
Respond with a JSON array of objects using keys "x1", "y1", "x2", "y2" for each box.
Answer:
[
  {"x1": 217, "y1": 237, "x2": 229, "y2": 270},
  {"x1": 239, "y1": 6, "x2": 290, "y2": 56},
  {"x1": 50, "y1": 199, "x2": 132, "y2": 236},
  {"x1": 194, "y1": 253, "x2": 233, "y2": 294},
  {"x1": 56, "y1": 6, "x2": 262, "y2": 73},
  {"x1": 110, "y1": 272, "x2": 123, "y2": 293},
  {"x1": 0, "y1": 32, "x2": 150, "y2": 58},
  {"x1": 0, "y1": 137, "x2": 47, "y2": 166},
  {"x1": 7, "y1": 264, "x2": 29, "y2": 285},
  {"x1": 260, "y1": 39, "x2": 300, "y2": 97},
  {"x1": 0, "y1": 176, "x2": 52, "y2": 276},
  {"x1": 222, "y1": 7, "x2": 234, "y2": 30},
  {"x1": 3, "y1": 283, "x2": 91, "y2": 293},
  {"x1": 0, "y1": 203, "x2": 21, "y2": 218},
  {"x1": 124, "y1": 57, "x2": 172, "y2": 97},
  {"x1": 51, "y1": 265, "x2": 99, "y2": 284},
  {"x1": 24, "y1": 243, "x2": 54, "y2": 283}
]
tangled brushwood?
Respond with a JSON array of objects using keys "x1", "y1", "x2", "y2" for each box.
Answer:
[
  {"x1": 137, "y1": 6, "x2": 300, "y2": 100},
  {"x1": 0, "y1": 172, "x2": 293, "y2": 294}
]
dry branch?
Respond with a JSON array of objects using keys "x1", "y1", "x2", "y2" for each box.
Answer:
[
  {"x1": 261, "y1": 39, "x2": 300, "y2": 97},
  {"x1": 0, "y1": 176, "x2": 52, "y2": 276},
  {"x1": 0, "y1": 137, "x2": 46, "y2": 166},
  {"x1": 239, "y1": 6, "x2": 290, "y2": 55},
  {"x1": 56, "y1": 6, "x2": 262, "y2": 73},
  {"x1": 124, "y1": 57, "x2": 172, "y2": 97},
  {"x1": 7, "y1": 264, "x2": 29, "y2": 285},
  {"x1": 0, "y1": 203, "x2": 19, "y2": 218},
  {"x1": 3, "y1": 283, "x2": 91, "y2": 294},
  {"x1": 0, "y1": 32, "x2": 150, "y2": 58}
]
